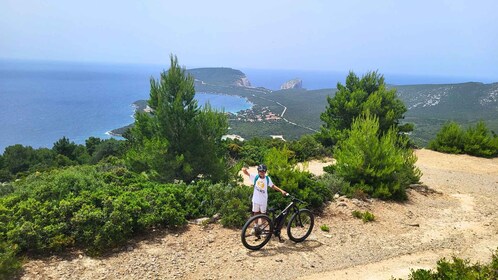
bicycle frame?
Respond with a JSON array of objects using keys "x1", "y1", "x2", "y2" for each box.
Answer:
[{"x1": 269, "y1": 199, "x2": 300, "y2": 241}]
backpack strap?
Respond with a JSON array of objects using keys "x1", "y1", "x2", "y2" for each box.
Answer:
[
  {"x1": 253, "y1": 175, "x2": 270, "y2": 187},
  {"x1": 253, "y1": 175, "x2": 259, "y2": 186}
]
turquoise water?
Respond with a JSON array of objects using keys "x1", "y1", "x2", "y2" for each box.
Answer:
[{"x1": 0, "y1": 60, "x2": 251, "y2": 152}]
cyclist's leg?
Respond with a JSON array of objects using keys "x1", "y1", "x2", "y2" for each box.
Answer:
[{"x1": 253, "y1": 203, "x2": 267, "y2": 225}]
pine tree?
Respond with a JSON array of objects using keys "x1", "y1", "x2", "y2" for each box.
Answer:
[
  {"x1": 125, "y1": 55, "x2": 229, "y2": 183},
  {"x1": 333, "y1": 114, "x2": 421, "y2": 200},
  {"x1": 318, "y1": 71, "x2": 411, "y2": 146}
]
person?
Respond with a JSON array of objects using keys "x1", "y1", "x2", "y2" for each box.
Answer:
[{"x1": 242, "y1": 164, "x2": 288, "y2": 216}]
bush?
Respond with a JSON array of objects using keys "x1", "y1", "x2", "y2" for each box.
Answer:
[
  {"x1": 332, "y1": 114, "x2": 421, "y2": 200},
  {"x1": 183, "y1": 181, "x2": 252, "y2": 227},
  {"x1": 263, "y1": 146, "x2": 333, "y2": 211},
  {"x1": 320, "y1": 224, "x2": 330, "y2": 232},
  {"x1": 402, "y1": 249, "x2": 498, "y2": 280},
  {"x1": 352, "y1": 210, "x2": 375, "y2": 222},
  {"x1": 316, "y1": 173, "x2": 349, "y2": 197},
  {"x1": 428, "y1": 121, "x2": 466, "y2": 154},
  {"x1": 289, "y1": 135, "x2": 329, "y2": 162},
  {"x1": 0, "y1": 164, "x2": 191, "y2": 255},
  {"x1": 463, "y1": 121, "x2": 498, "y2": 157},
  {"x1": 429, "y1": 121, "x2": 498, "y2": 158},
  {"x1": 0, "y1": 241, "x2": 21, "y2": 279}
]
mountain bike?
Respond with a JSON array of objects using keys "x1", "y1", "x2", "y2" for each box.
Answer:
[{"x1": 241, "y1": 194, "x2": 314, "y2": 250}]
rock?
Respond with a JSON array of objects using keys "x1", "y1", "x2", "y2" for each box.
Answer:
[
  {"x1": 194, "y1": 217, "x2": 210, "y2": 225},
  {"x1": 211, "y1": 213, "x2": 221, "y2": 222},
  {"x1": 280, "y1": 78, "x2": 303, "y2": 90},
  {"x1": 234, "y1": 77, "x2": 251, "y2": 87}
]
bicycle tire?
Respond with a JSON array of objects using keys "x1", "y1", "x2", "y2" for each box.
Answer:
[
  {"x1": 287, "y1": 209, "x2": 314, "y2": 242},
  {"x1": 241, "y1": 214, "x2": 273, "y2": 250}
]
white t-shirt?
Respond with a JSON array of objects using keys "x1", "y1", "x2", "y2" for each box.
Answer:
[{"x1": 249, "y1": 173, "x2": 274, "y2": 206}]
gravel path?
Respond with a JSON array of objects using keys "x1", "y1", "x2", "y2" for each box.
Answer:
[{"x1": 20, "y1": 149, "x2": 498, "y2": 280}]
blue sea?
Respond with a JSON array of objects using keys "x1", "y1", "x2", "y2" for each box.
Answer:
[
  {"x1": 0, "y1": 60, "x2": 251, "y2": 152},
  {"x1": 1, "y1": 59, "x2": 494, "y2": 153}
]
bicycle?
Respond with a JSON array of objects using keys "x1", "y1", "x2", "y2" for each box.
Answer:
[{"x1": 241, "y1": 194, "x2": 314, "y2": 250}]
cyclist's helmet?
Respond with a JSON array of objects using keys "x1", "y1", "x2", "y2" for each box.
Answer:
[{"x1": 257, "y1": 164, "x2": 267, "y2": 172}]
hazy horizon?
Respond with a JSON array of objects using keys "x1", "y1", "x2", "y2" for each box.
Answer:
[{"x1": 1, "y1": 0, "x2": 497, "y2": 81}]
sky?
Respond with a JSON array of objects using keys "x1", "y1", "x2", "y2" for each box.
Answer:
[{"x1": 1, "y1": 0, "x2": 497, "y2": 80}]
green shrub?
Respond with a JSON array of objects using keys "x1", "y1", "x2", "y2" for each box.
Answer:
[
  {"x1": 361, "y1": 211, "x2": 375, "y2": 222},
  {"x1": 289, "y1": 135, "x2": 328, "y2": 162},
  {"x1": 352, "y1": 210, "x2": 375, "y2": 222},
  {"x1": 332, "y1": 114, "x2": 421, "y2": 200},
  {"x1": 0, "y1": 165, "x2": 191, "y2": 255},
  {"x1": 183, "y1": 181, "x2": 252, "y2": 227},
  {"x1": 316, "y1": 173, "x2": 349, "y2": 197},
  {"x1": 463, "y1": 121, "x2": 498, "y2": 157},
  {"x1": 429, "y1": 121, "x2": 498, "y2": 158},
  {"x1": 0, "y1": 241, "x2": 21, "y2": 279},
  {"x1": 320, "y1": 224, "x2": 330, "y2": 232},
  {"x1": 403, "y1": 249, "x2": 498, "y2": 280},
  {"x1": 352, "y1": 210, "x2": 363, "y2": 219},
  {"x1": 428, "y1": 121, "x2": 466, "y2": 154},
  {"x1": 264, "y1": 146, "x2": 333, "y2": 211}
]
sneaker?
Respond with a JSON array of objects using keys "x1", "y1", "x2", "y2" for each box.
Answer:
[{"x1": 249, "y1": 225, "x2": 257, "y2": 235}]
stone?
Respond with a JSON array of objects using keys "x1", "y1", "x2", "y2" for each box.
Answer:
[{"x1": 280, "y1": 78, "x2": 303, "y2": 90}]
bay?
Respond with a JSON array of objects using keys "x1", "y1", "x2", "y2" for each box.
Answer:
[{"x1": 0, "y1": 60, "x2": 251, "y2": 152}]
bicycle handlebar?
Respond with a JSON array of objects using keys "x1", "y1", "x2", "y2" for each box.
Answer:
[{"x1": 286, "y1": 194, "x2": 306, "y2": 205}]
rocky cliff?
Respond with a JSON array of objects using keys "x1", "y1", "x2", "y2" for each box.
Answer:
[
  {"x1": 234, "y1": 76, "x2": 251, "y2": 87},
  {"x1": 280, "y1": 78, "x2": 303, "y2": 90}
]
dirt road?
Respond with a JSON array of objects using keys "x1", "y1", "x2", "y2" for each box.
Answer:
[{"x1": 21, "y1": 149, "x2": 498, "y2": 280}]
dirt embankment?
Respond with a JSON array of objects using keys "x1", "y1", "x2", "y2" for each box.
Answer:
[{"x1": 21, "y1": 149, "x2": 498, "y2": 280}]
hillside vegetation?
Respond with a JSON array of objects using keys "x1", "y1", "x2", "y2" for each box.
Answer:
[{"x1": 189, "y1": 68, "x2": 498, "y2": 146}]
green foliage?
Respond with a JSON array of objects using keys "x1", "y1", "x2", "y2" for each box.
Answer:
[
  {"x1": 2, "y1": 144, "x2": 36, "y2": 175},
  {"x1": 289, "y1": 134, "x2": 329, "y2": 162},
  {"x1": 0, "y1": 145, "x2": 60, "y2": 180},
  {"x1": 263, "y1": 146, "x2": 333, "y2": 211},
  {"x1": 52, "y1": 136, "x2": 88, "y2": 164},
  {"x1": 352, "y1": 210, "x2": 375, "y2": 222},
  {"x1": 320, "y1": 224, "x2": 330, "y2": 232},
  {"x1": 0, "y1": 241, "x2": 21, "y2": 279},
  {"x1": 90, "y1": 139, "x2": 125, "y2": 164},
  {"x1": 319, "y1": 71, "x2": 410, "y2": 146},
  {"x1": 428, "y1": 122, "x2": 466, "y2": 154},
  {"x1": 316, "y1": 173, "x2": 349, "y2": 197},
  {"x1": 182, "y1": 181, "x2": 252, "y2": 227},
  {"x1": 332, "y1": 114, "x2": 421, "y2": 200},
  {"x1": 126, "y1": 55, "x2": 229, "y2": 183},
  {"x1": 361, "y1": 211, "x2": 375, "y2": 222},
  {"x1": 0, "y1": 164, "x2": 191, "y2": 256},
  {"x1": 85, "y1": 137, "x2": 102, "y2": 156},
  {"x1": 352, "y1": 210, "x2": 363, "y2": 219},
  {"x1": 403, "y1": 249, "x2": 498, "y2": 280},
  {"x1": 429, "y1": 121, "x2": 498, "y2": 157}
]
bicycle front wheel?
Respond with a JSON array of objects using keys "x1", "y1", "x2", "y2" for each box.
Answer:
[
  {"x1": 241, "y1": 214, "x2": 273, "y2": 250},
  {"x1": 287, "y1": 209, "x2": 314, "y2": 242}
]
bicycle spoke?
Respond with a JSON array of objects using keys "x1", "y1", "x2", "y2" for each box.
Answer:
[
  {"x1": 287, "y1": 209, "x2": 314, "y2": 242},
  {"x1": 241, "y1": 214, "x2": 273, "y2": 250}
]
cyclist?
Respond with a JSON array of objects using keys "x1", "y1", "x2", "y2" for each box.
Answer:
[{"x1": 242, "y1": 164, "x2": 288, "y2": 216}]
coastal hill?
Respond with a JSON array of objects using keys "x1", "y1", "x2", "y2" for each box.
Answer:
[{"x1": 115, "y1": 67, "x2": 498, "y2": 146}]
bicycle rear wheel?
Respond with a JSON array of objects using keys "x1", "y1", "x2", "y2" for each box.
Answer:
[
  {"x1": 241, "y1": 214, "x2": 273, "y2": 250},
  {"x1": 287, "y1": 209, "x2": 314, "y2": 242}
]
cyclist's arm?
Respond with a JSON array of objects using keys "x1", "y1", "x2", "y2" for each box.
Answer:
[
  {"x1": 271, "y1": 185, "x2": 287, "y2": 196},
  {"x1": 242, "y1": 167, "x2": 250, "y2": 176}
]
